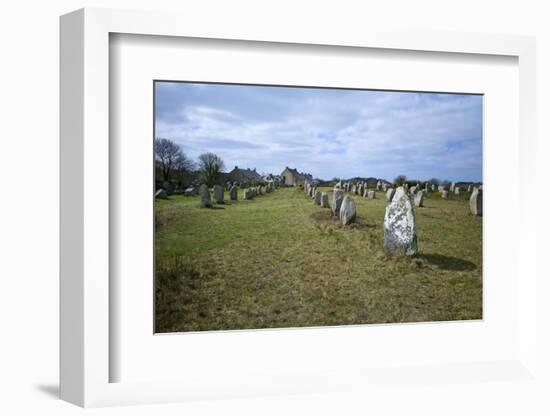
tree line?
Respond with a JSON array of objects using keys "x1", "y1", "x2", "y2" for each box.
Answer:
[{"x1": 155, "y1": 138, "x2": 225, "y2": 187}]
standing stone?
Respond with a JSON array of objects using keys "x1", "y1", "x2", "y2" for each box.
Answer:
[
  {"x1": 339, "y1": 196, "x2": 356, "y2": 225},
  {"x1": 363, "y1": 187, "x2": 368, "y2": 198},
  {"x1": 351, "y1": 184, "x2": 357, "y2": 195},
  {"x1": 155, "y1": 189, "x2": 168, "y2": 199},
  {"x1": 332, "y1": 189, "x2": 344, "y2": 217},
  {"x1": 469, "y1": 187, "x2": 482, "y2": 216},
  {"x1": 376, "y1": 180, "x2": 382, "y2": 190},
  {"x1": 358, "y1": 184, "x2": 363, "y2": 196},
  {"x1": 383, "y1": 187, "x2": 418, "y2": 255},
  {"x1": 382, "y1": 183, "x2": 388, "y2": 192},
  {"x1": 450, "y1": 182, "x2": 456, "y2": 193},
  {"x1": 441, "y1": 190, "x2": 449, "y2": 199},
  {"x1": 335, "y1": 181, "x2": 342, "y2": 189},
  {"x1": 314, "y1": 190, "x2": 322, "y2": 205},
  {"x1": 199, "y1": 184, "x2": 212, "y2": 208},
  {"x1": 320, "y1": 192, "x2": 329, "y2": 208},
  {"x1": 432, "y1": 184, "x2": 436, "y2": 192},
  {"x1": 414, "y1": 190, "x2": 425, "y2": 207},
  {"x1": 403, "y1": 183, "x2": 409, "y2": 192},
  {"x1": 229, "y1": 185, "x2": 238, "y2": 201},
  {"x1": 213, "y1": 185, "x2": 224, "y2": 203},
  {"x1": 454, "y1": 187, "x2": 461, "y2": 195},
  {"x1": 367, "y1": 190, "x2": 376, "y2": 199},
  {"x1": 409, "y1": 186, "x2": 417, "y2": 195},
  {"x1": 438, "y1": 185, "x2": 445, "y2": 192},
  {"x1": 386, "y1": 188, "x2": 396, "y2": 202}
]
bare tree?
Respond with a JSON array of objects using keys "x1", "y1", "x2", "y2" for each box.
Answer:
[
  {"x1": 155, "y1": 138, "x2": 184, "y2": 182},
  {"x1": 198, "y1": 152, "x2": 225, "y2": 186},
  {"x1": 394, "y1": 174, "x2": 407, "y2": 186}
]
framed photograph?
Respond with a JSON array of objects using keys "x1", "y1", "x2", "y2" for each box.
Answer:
[{"x1": 60, "y1": 8, "x2": 538, "y2": 408}]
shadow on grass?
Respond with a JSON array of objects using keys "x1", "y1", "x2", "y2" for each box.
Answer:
[{"x1": 420, "y1": 253, "x2": 477, "y2": 271}]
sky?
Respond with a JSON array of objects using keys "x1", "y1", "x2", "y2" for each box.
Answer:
[{"x1": 154, "y1": 81, "x2": 483, "y2": 182}]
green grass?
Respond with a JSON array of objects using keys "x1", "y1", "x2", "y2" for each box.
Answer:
[{"x1": 155, "y1": 186, "x2": 482, "y2": 332}]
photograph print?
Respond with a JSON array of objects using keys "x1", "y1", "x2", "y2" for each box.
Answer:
[{"x1": 154, "y1": 81, "x2": 483, "y2": 333}]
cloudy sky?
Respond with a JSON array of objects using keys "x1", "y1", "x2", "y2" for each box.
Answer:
[{"x1": 155, "y1": 81, "x2": 483, "y2": 182}]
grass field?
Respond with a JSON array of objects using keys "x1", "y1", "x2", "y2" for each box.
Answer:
[{"x1": 155, "y1": 186, "x2": 482, "y2": 333}]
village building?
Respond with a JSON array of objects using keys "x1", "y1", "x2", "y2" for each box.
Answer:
[
  {"x1": 227, "y1": 166, "x2": 263, "y2": 185},
  {"x1": 280, "y1": 167, "x2": 313, "y2": 186}
]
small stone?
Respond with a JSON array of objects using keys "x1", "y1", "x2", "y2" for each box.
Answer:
[
  {"x1": 469, "y1": 187, "x2": 482, "y2": 216},
  {"x1": 314, "y1": 190, "x2": 322, "y2": 205},
  {"x1": 229, "y1": 185, "x2": 238, "y2": 201},
  {"x1": 320, "y1": 192, "x2": 329, "y2": 208},
  {"x1": 199, "y1": 184, "x2": 212, "y2": 208},
  {"x1": 339, "y1": 195, "x2": 357, "y2": 225},
  {"x1": 183, "y1": 186, "x2": 197, "y2": 196},
  {"x1": 213, "y1": 185, "x2": 224, "y2": 203},
  {"x1": 332, "y1": 189, "x2": 344, "y2": 216},
  {"x1": 414, "y1": 190, "x2": 424, "y2": 207},
  {"x1": 383, "y1": 187, "x2": 418, "y2": 255},
  {"x1": 155, "y1": 189, "x2": 168, "y2": 199},
  {"x1": 367, "y1": 190, "x2": 376, "y2": 199}
]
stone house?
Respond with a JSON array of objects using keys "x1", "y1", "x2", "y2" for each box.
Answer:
[{"x1": 280, "y1": 167, "x2": 313, "y2": 186}]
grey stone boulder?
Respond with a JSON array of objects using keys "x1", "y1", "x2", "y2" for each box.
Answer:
[
  {"x1": 320, "y1": 192, "x2": 329, "y2": 208},
  {"x1": 332, "y1": 189, "x2": 344, "y2": 217},
  {"x1": 383, "y1": 187, "x2": 418, "y2": 255},
  {"x1": 469, "y1": 187, "x2": 482, "y2": 216},
  {"x1": 199, "y1": 184, "x2": 212, "y2": 208},
  {"x1": 386, "y1": 188, "x2": 396, "y2": 202},
  {"x1": 155, "y1": 189, "x2": 168, "y2": 199},
  {"x1": 441, "y1": 190, "x2": 449, "y2": 199},
  {"x1": 367, "y1": 190, "x2": 376, "y2": 199},
  {"x1": 339, "y1": 195, "x2": 357, "y2": 225}
]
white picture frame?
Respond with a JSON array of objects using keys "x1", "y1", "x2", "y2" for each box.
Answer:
[{"x1": 60, "y1": 7, "x2": 538, "y2": 408}]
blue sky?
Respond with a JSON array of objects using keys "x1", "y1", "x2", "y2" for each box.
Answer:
[{"x1": 155, "y1": 82, "x2": 483, "y2": 182}]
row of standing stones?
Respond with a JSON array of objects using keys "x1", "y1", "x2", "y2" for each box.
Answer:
[
  {"x1": 198, "y1": 181, "x2": 277, "y2": 208},
  {"x1": 304, "y1": 180, "x2": 483, "y2": 256}
]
